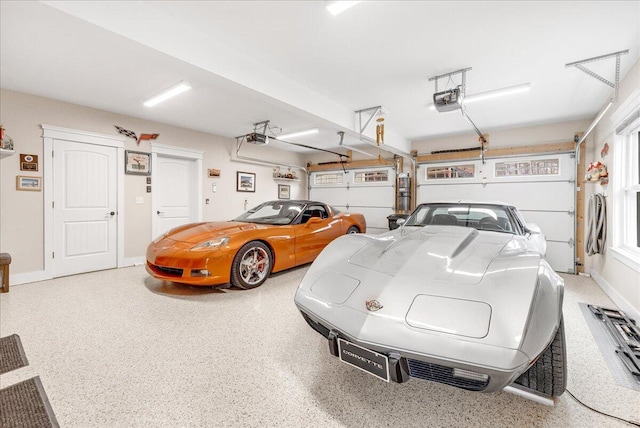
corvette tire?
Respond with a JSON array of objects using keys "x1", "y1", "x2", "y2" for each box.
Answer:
[
  {"x1": 347, "y1": 226, "x2": 360, "y2": 234},
  {"x1": 230, "y1": 241, "x2": 272, "y2": 289},
  {"x1": 514, "y1": 317, "x2": 567, "y2": 396}
]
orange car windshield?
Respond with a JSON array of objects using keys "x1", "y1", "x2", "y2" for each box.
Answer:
[{"x1": 233, "y1": 201, "x2": 306, "y2": 225}]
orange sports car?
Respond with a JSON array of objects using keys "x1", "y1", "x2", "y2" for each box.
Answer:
[{"x1": 146, "y1": 200, "x2": 366, "y2": 289}]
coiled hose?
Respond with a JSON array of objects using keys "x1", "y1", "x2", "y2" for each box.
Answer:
[{"x1": 586, "y1": 193, "x2": 607, "y2": 255}]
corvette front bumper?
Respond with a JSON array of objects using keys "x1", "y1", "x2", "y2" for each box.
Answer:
[{"x1": 298, "y1": 309, "x2": 527, "y2": 393}]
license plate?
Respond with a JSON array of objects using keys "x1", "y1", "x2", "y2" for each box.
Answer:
[{"x1": 337, "y1": 338, "x2": 390, "y2": 382}]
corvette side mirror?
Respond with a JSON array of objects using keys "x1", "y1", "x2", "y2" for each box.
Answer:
[
  {"x1": 305, "y1": 217, "x2": 322, "y2": 226},
  {"x1": 525, "y1": 223, "x2": 542, "y2": 235}
]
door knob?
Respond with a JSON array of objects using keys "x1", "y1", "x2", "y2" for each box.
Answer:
[{"x1": 109, "y1": 211, "x2": 115, "y2": 216}]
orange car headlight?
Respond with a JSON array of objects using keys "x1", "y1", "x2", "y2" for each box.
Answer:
[{"x1": 190, "y1": 237, "x2": 230, "y2": 251}]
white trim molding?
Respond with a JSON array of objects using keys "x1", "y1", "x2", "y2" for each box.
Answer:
[{"x1": 591, "y1": 269, "x2": 640, "y2": 323}]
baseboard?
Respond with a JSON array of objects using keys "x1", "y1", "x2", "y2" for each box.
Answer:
[
  {"x1": 123, "y1": 257, "x2": 145, "y2": 267},
  {"x1": 9, "y1": 270, "x2": 51, "y2": 286},
  {"x1": 8, "y1": 257, "x2": 146, "y2": 287},
  {"x1": 591, "y1": 269, "x2": 640, "y2": 322}
]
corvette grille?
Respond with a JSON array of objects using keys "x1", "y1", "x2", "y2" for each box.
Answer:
[
  {"x1": 300, "y1": 312, "x2": 330, "y2": 338},
  {"x1": 152, "y1": 265, "x2": 183, "y2": 277},
  {"x1": 407, "y1": 359, "x2": 489, "y2": 391}
]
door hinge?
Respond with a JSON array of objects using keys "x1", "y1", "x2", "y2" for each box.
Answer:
[
  {"x1": 52, "y1": 201, "x2": 55, "y2": 209},
  {"x1": 568, "y1": 238, "x2": 575, "y2": 248},
  {"x1": 52, "y1": 150, "x2": 54, "y2": 157},
  {"x1": 52, "y1": 252, "x2": 55, "y2": 259},
  {"x1": 568, "y1": 209, "x2": 575, "y2": 216}
]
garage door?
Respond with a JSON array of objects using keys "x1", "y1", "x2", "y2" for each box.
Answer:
[
  {"x1": 309, "y1": 167, "x2": 396, "y2": 234},
  {"x1": 416, "y1": 153, "x2": 575, "y2": 273}
]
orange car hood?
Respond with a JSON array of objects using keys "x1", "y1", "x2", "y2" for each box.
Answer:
[{"x1": 166, "y1": 221, "x2": 262, "y2": 244}]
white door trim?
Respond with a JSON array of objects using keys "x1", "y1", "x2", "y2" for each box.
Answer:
[
  {"x1": 42, "y1": 124, "x2": 125, "y2": 280},
  {"x1": 150, "y1": 143, "x2": 203, "y2": 240}
]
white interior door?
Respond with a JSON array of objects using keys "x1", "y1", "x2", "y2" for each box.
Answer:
[
  {"x1": 153, "y1": 155, "x2": 197, "y2": 239},
  {"x1": 53, "y1": 139, "x2": 118, "y2": 276}
]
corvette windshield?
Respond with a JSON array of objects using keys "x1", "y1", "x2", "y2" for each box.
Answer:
[
  {"x1": 233, "y1": 201, "x2": 306, "y2": 225},
  {"x1": 404, "y1": 204, "x2": 516, "y2": 234}
]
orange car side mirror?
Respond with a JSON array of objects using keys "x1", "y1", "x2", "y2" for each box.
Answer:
[{"x1": 305, "y1": 217, "x2": 323, "y2": 226}]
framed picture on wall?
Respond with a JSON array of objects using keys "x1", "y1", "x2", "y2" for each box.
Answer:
[
  {"x1": 125, "y1": 150, "x2": 151, "y2": 175},
  {"x1": 236, "y1": 171, "x2": 255, "y2": 192},
  {"x1": 16, "y1": 175, "x2": 42, "y2": 191},
  {"x1": 278, "y1": 184, "x2": 290, "y2": 199}
]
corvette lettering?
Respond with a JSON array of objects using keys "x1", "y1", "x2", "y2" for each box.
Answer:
[{"x1": 342, "y1": 349, "x2": 383, "y2": 370}]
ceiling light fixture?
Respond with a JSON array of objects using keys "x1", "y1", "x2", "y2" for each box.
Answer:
[
  {"x1": 326, "y1": 1, "x2": 362, "y2": 16},
  {"x1": 428, "y1": 83, "x2": 531, "y2": 111},
  {"x1": 276, "y1": 128, "x2": 319, "y2": 140},
  {"x1": 143, "y1": 81, "x2": 191, "y2": 107}
]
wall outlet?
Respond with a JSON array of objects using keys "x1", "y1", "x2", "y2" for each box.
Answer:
[{"x1": 135, "y1": 196, "x2": 144, "y2": 204}]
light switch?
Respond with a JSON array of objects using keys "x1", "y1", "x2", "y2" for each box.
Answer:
[
  {"x1": 212, "y1": 183, "x2": 217, "y2": 193},
  {"x1": 135, "y1": 196, "x2": 144, "y2": 204}
]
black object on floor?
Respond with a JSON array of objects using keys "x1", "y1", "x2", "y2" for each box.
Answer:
[
  {"x1": 0, "y1": 376, "x2": 59, "y2": 428},
  {"x1": 0, "y1": 334, "x2": 29, "y2": 375},
  {"x1": 579, "y1": 303, "x2": 640, "y2": 391},
  {"x1": 588, "y1": 304, "x2": 640, "y2": 380}
]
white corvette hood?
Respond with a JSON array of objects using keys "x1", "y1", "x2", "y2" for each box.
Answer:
[{"x1": 348, "y1": 226, "x2": 514, "y2": 285}]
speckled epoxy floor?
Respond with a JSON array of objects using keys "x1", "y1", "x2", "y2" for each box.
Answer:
[{"x1": 1, "y1": 267, "x2": 639, "y2": 427}]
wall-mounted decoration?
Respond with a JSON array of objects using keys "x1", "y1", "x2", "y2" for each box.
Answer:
[
  {"x1": 273, "y1": 167, "x2": 297, "y2": 180},
  {"x1": 0, "y1": 125, "x2": 14, "y2": 150},
  {"x1": 16, "y1": 176, "x2": 41, "y2": 191},
  {"x1": 208, "y1": 169, "x2": 221, "y2": 178},
  {"x1": 278, "y1": 184, "x2": 290, "y2": 200},
  {"x1": 20, "y1": 154, "x2": 38, "y2": 171},
  {"x1": 585, "y1": 161, "x2": 608, "y2": 185},
  {"x1": 125, "y1": 150, "x2": 151, "y2": 175},
  {"x1": 114, "y1": 125, "x2": 159, "y2": 146},
  {"x1": 600, "y1": 142, "x2": 609, "y2": 158},
  {"x1": 236, "y1": 171, "x2": 256, "y2": 192}
]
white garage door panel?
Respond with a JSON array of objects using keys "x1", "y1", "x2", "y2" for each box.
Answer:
[
  {"x1": 545, "y1": 243, "x2": 575, "y2": 273},
  {"x1": 417, "y1": 153, "x2": 575, "y2": 273},
  {"x1": 518, "y1": 211, "x2": 573, "y2": 242},
  {"x1": 309, "y1": 168, "x2": 395, "y2": 234},
  {"x1": 349, "y1": 207, "x2": 394, "y2": 233}
]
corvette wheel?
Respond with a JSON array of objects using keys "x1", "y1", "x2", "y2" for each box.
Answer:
[
  {"x1": 230, "y1": 241, "x2": 272, "y2": 289},
  {"x1": 514, "y1": 317, "x2": 567, "y2": 396},
  {"x1": 347, "y1": 226, "x2": 360, "y2": 234}
]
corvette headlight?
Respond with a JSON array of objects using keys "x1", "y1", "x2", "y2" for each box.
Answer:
[{"x1": 190, "y1": 237, "x2": 230, "y2": 251}]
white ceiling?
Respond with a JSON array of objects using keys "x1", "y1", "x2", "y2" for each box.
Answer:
[{"x1": 1, "y1": 1, "x2": 639, "y2": 155}]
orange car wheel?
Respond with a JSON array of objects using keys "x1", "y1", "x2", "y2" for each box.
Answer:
[{"x1": 230, "y1": 241, "x2": 273, "y2": 289}]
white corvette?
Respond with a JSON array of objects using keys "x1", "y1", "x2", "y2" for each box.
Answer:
[{"x1": 294, "y1": 202, "x2": 565, "y2": 401}]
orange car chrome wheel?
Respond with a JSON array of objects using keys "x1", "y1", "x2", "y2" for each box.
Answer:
[{"x1": 231, "y1": 241, "x2": 272, "y2": 289}]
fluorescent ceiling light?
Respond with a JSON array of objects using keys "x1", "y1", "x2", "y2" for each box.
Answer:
[
  {"x1": 326, "y1": 1, "x2": 362, "y2": 16},
  {"x1": 144, "y1": 81, "x2": 191, "y2": 107},
  {"x1": 277, "y1": 128, "x2": 319, "y2": 140},
  {"x1": 428, "y1": 83, "x2": 530, "y2": 111}
]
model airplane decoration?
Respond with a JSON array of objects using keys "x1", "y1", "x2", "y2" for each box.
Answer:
[{"x1": 114, "y1": 125, "x2": 159, "y2": 146}]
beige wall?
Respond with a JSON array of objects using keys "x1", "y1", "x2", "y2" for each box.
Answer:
[
  {"x1": 586, "y1": 58, "x2": 640, "y2": 317},
  {"x1": 0, "y1": 89, "x2": 307, "y2": 276}
]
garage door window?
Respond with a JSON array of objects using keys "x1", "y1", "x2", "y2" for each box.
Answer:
[
  {"x1": 495, "y1": 158, "x2": 559, "y2": 177},
  {"x1": 612, "y1": 104, "x2": 640, "y2": 272},
  {"x1": 315, "y1": 172, "x2": 343, "y2": 185},
  {"x1": 426, "y1": 164, "x2": 475, "y2": 180},
  {"x1": 354, "y1": 170, "x2": 389, "y2": 183}
]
